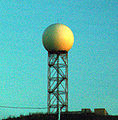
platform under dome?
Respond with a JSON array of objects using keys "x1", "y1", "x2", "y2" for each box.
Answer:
[{"x1": 42, "y1": 23, "x2": 74, "y2": 52}]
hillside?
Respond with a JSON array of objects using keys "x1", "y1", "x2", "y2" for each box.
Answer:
[{"x1": 3, "y1": 113, "x2": 118, "y2": 120}]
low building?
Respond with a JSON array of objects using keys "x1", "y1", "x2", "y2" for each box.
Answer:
[
  {"x1": 64, "y1": 111, "x2": 82, "y2": 114},
  {"x1": 94, "y1": 108, "x2": 108, "y2": 115},
  {"x1": 81, "y1": 108, "x2": 92, "y2": 113}
]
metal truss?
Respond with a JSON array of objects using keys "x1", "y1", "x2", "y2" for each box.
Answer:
[{"x1": 48, "y1": 51, "x2": 68, "y2": 113}]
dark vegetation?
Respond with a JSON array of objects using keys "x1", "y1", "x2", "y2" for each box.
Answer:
[{"x1": 3, "y1": 113, "x2": 118, "y2": 120}]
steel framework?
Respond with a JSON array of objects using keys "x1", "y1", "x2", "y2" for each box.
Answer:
[{"x1": 48, "y1": 51, "x2": 68, "y2": 113}]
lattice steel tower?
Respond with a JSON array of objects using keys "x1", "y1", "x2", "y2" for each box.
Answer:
[
  {"x1": 48, "y1": 51, "x2": 68, "y2": 113},
  {"x1": 42, "y1": 23, "x2": 74, "y2": 113}
]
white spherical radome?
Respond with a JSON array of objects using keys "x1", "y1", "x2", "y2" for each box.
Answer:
[{"x1": 42, "y1": 23, "x2": 74, "y2": 52}]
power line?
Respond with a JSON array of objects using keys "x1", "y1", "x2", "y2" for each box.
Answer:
[{"x1": 0, "y1": 105, "x2": 47, "y2": 110}]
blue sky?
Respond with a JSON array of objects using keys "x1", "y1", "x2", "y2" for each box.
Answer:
[{"x1": 0, "y1": 0, "x2": 118, "y2": 119}]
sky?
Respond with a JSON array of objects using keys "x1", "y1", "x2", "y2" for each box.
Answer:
[{"x1": 0, "y1": 0, "x2": 118, "y2": 119}]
